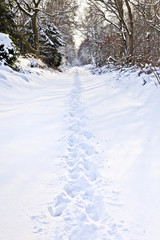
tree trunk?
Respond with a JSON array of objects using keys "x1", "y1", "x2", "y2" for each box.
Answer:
[
  {"x1": 128, "y1": 33, "x2": 133, "y2": 57},
  {"x1": 124, "y1": 0, "x2": 134, "y2": 58},
  {"x1": 32, "y1": 12, "x2": 39, "y2": 54}
]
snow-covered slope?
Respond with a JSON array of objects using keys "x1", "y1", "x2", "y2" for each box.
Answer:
[{"x1": 0, "y1": 62, "x2": 160, "y2": 240}]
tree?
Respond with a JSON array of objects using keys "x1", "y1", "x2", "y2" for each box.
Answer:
[
  {"x1": 87, "y1": 0, "x2": 134, "y2": 61},
  {"x1": 39, "y1": 22, "x2": 64, "y2": 66},
  {"x1": 0, "y1": 33, "x2": 19, "y2": 67},
  {"x1": 44, "y1": 0, "x2": 78, "y2": 65},
  {"x1": 85, "y1": 0, "x2": 160, "y2": 66},
  {"x1": 77, "y1": 5, "x2": 107, "y2": 66},
  {"x1": 14, "y1": 0, "x2": 42, "y2": 53},
  {"x1": 132, "y1": 0, "x2": 160, "y2": 65},
  {"x1": 0, "y1": 0, "x2": 15, "y2": 36},
  {"x1": 11, "y1": 0, "x2": 78, "y2": 66},
  {"x1": 77, "y1": 39, "x2": 93, "y2": 65}
]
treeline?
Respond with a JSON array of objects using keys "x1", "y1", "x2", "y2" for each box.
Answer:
[
  {"x1": 0, "y1": 0, "x2": 78, "y2": 67},
  {"x1": 77, "y1": 0, "x2": 160, "y2": 67},
  {"x1": 0, "y1": 0, "x2": 159, "y2": 68}
]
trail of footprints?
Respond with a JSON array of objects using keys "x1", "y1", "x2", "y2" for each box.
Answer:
[
  {"x1": 47, "y1": 71, "x2": 126, "y2": 240},
  {"x1": 30, "y1": 71, "x2": 144, "y2": 239}
]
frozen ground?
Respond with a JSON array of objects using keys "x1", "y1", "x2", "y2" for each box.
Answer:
[{"x1": 0, "y1": 60, "x2": 160, "y2": 240}]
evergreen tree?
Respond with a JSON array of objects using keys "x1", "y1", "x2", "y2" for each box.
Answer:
[
  {"x1": 0, "y1": 0, "x2": 15, "y2": 35},
  {"x1": 39, "y1": 22, "x2": 64, "y2": 67},
  {"x1": 44, "y1": 0, "x2": 78, "y2": 66},
  {"x1": 0, "y1": 33, "x2": 19, "y2": 67}
]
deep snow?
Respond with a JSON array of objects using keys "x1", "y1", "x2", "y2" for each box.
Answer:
[{"x1": 0, "y1": 60, "x2": 160, "y2": 240}]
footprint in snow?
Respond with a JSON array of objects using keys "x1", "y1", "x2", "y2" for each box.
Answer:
[
  {"x1": 64, "y1": 174, "x2": 91, "y2": 198},
  {"x1": 48, "y1": 192, "x2": 71, "y2": 217},
  {"x1": 49, "y1": 72, "x2": 126, "y2": 240}
]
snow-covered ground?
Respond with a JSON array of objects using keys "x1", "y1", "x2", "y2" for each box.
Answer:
[{"x1": 0, "y1": 59, "x2": 160, "y2": 240}]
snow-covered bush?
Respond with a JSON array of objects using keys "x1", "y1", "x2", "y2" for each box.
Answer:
[{"x1": 0, "y1": 33, "x2": 19, "y2": 67}]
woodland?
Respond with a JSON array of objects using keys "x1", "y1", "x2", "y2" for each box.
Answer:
[
  {"x1": 0, "y1": 1, "x2": 160, "y2": 239},
  {"x1": 0, "y1": 0, "x2": 160, "y2": 68}
]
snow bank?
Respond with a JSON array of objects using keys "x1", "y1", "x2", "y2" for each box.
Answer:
[{"x1": 17, "y1": 55, "x2": 46, "y2": 70}]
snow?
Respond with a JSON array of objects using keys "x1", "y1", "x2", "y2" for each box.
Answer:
[
  {"x1": 0, "y1": 33, "x2": 14, "y2": 51},
  {"x1": 0, "y1": 61, "x2": 160, "y2": 240},
  {"x1": 0, "y1": 33, "x2": 17, "y2": 66}
]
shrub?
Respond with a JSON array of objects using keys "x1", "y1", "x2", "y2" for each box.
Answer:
[{"x1": 0, "y1": 33, "x2": 19, "y2": 67}]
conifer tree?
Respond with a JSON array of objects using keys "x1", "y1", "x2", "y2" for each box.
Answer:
[
  {"x1": 39, "y1": 22, "x2": 64, "y2": 67},
  {"x1": 0, "y1": 0, "x2": 15, "y2": 35}
]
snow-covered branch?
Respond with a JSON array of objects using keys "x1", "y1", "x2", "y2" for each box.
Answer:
[{"x1": 14, "y1": 0, "x2": 33, "y2": 17}]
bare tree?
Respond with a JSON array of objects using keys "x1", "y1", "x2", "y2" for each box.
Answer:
[
  {"x1": 132, "y1": 0, "x2": 160, "y2": 65},
  {"x1": 85, "y1": 0, "x2": 159, "y2": 66},
  {"x1": 14, "y1": 0, "x2": 43, "y2": 53},
  {"x1": 87, "y1": 0, "x2": 135, "y2": 61},
  {"x1": 77, "y1": 5, "x2": 110, "y2": 66}
]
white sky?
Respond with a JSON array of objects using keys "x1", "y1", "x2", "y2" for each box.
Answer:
[{"x1": 74, "y1": 0, "x2": 88, "y2": 49}]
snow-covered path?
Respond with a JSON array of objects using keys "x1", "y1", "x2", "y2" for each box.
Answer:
[
  {"x1": 0, "y1": 65, "x2": 160, "y2": 240},
  {"x1": 46, "y1": 70, "x2": 127, "y2": 240}
]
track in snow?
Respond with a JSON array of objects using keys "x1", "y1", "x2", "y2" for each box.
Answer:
[
  {"x1": 46, "y1": 70, "x2": 128, "y2": 240},
  {"x1": 30, "y1": 69, "x2": 145, "y2": 240}
]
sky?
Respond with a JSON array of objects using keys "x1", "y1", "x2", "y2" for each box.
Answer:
[{"x1": 74, "y1": 0, "x2": 88, "y2": 49}]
